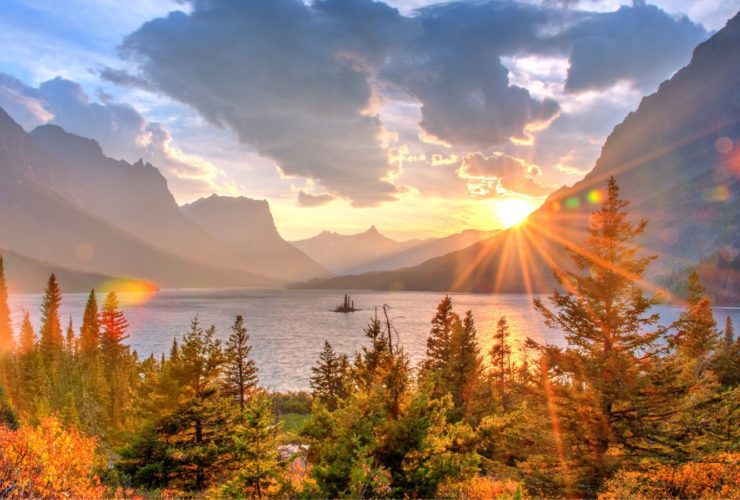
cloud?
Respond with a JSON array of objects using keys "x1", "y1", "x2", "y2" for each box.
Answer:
[
  {"x1": 115, "y1": 0, "x2": 407, "y2": 207},
  {"x1": 106, "y1": 0, "x2": 707, "y2": 206},
  {"x1": 458, "y1": 152, "x2": 554, "y2": 197},
  {"x1": 0, "y1": 72, "x2": 234, "y2": 199},
  {"x1": 297, "y1": 190, "x2": 336, "y2": 207},
  {"x1": 559, "y1": 2, "x2": 706, "y2": 93}
]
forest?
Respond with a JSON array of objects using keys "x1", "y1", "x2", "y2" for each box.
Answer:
[{"x1": 0, "y1": 177, "x2": 737, "y2": 499}]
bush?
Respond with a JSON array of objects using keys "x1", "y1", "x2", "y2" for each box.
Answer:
[
  {"x1": 599, "y1": 453, "x2": 740, "y2": 499},
  {"x1": 0, "y1": 417, "x2": 103, "y2": 498}
]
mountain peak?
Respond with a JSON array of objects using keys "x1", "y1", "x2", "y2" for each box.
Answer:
[{"x1": 31, "y1": 124, "x2": 105, "y2": 160}]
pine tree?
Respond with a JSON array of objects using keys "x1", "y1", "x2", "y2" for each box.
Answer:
[
  {"x1": 0, "y1": 256, "x2": 13, "y2": 354},
  {"x1": 725, "y1": 316, "x2": 735, "y2": 346},
  {"x1": 533, "y1": 176, "x2": 674, "y2": 493},
  {"x1": 310, "y1": 340, "x2": 349, "y2": 411},
  {"x1": 100, "y1": 292, "x2": 130, "y2": 430},
  {"x1": 15, "y1": 312, "x2": 41, "y2": 416},
  {"x1": 449, "y1": 310, "x2": 483, "y2": 419},
  {"x1": 420, "y1": 296, "x2": 460, "y2": 396},
  {"x1": 65, "y1": 316, "x2": 76, "y2": 355},
  {"x1": 224, "y1": 315, "x2": 258, "y2": 411},
  {"x1": 673, "y1": 271, "x2": 719, "y2": 372},
  {"x1": 353, "y1": 313, "x2": 390, "y2": 388},
  {"x1": 78, "y1": 290, "x2": 100, "y2": 359},
  {"x1": 219, "y1": 391, "x2": 282, "y2": 499},
  {"x1": 39, "y1": 274, "x2": 64, "y2": 366},
  {"x1": 489, "y1": 316, "x2": 513, "y2": 411},
  {"x1": 18, "y1": 311, "x2": 35, "y2": 355}
]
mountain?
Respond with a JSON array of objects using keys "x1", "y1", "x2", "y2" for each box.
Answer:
[
  {"x1": 0, "y1": 107, "x2": 276, "y2": 289},
  {"x1": 181, "y1": 195, "x2": 329, "y2": 281},
  {"x1": 2, "y1": 249, "x2": 154, "y2": 294},
  {"x1": 291, "y1": 226, "x2": 415, "y2": 274},
  {"x1": 294, "y1": 13, "x2": 740, "y2": 304},
  {"x1": 353, "y1": 229, "x2": 499, "y2": 273}
]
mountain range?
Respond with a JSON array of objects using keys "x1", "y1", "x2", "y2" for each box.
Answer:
[
  {"x1": 295, "y1": 12, "x2": 740, "y2": 305},
  {"x1": 291, "y1": 227, "x2": 498, "y2": 275}
]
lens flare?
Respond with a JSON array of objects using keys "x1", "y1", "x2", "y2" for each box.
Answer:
[{"x1": 98, "y1": 278, "x2": 159, "y2": 306}]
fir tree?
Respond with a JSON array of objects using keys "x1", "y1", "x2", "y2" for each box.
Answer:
[
  {"x1": 449, "y1": 310, "x2": 483, "y2": 419},
  {"x1": 673, "y1": 271, "x2": 719, "y2": 372},
  {"x1": 489, "y1": 316, "x2": 513, "y2": 411},
  {"x1": 224, "y1": 315, "x2": 258, "y2": 410},
  {"x1": 353, "y1": 313, "x2": 390, "y2": 388},
  {"x1": 39, "y1": 274, "x2": 64, "y2": 366},
  {"x1": 100, "y1": 292, "x2": 130, "y2": 430},
  {"x1": 533, "y1": 177, "x2": 674, "y2": 493},
  {"x1": 65, "y1": 316, "x2": 76, "y2": 355},
  {"x1": 310, "y1": 340, "x2": 350, "y2": 411},
  {"x1": 0, "y1": 256, "x2": 13, "y2": 354},
  {"x1": 219, "y1": 391, "x2": 282, "y2": 499},
  {"x1": 420, "y1": 296, "x2": 460, "y2": 396},
  {"x1": 78, "y1": 290, "x2": 100, "y2": 359},
  {"x1": 18, "y1": 311, "x2": 35, "y2": 355}
]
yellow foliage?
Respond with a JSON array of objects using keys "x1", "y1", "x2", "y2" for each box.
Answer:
[
  {"x1": 0, "y1": 417, "x2": 103, "y2": 498},
  {"x1": 438, "y1": 475, "x2": 527, "y2": 499},
  {"x1": 599, "y1": 453, "x2": 740, "y2": 500}
]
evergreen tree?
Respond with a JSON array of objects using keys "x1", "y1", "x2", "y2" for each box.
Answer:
[
  {"x1": 0, "y1": 383, "x2": 18, "y2": 429},
  {"x1": 65, "y1": 316, "x2": 76, "y2": 355},
  {"x1": 673, "y1": 271, "x2": 719, "y2": 374},
  {"x1": 489, "y1": 316, "x2": 513, "y2": 411},
  {"x1": 353, "y1": 314, "x2": 390, "y2": 388},
  {"x1": 448, "y1": 310, "x2": 483, "y2": 419},
  {"x1": 310, "y1": 340, "x2": 349, "y2": 411},
  {"x1": 0, "y1": 256, "x2": 13, "y2": 354},
  {"x1": 725, "y1": 316, "x2": 735, "y2": 345},
  {"x1": 419, "y1": 296, "x2": 460, "y2": 396},
  {"x1": 167, "y1": 317, "x2": 227, "y2": 490},
  {"x1": 78, "y1": 290, "x2": 100, "y2": 359},
  {"x1": 224, "y1": 315, "x2": 258, "y2": 410},
  {"x1": 100, "y1": 292, "x2": 130, "y2": 430},
  {"x1": 39, "y1": 274, "x2": 64, "y2": 366},
  {"x1": 219, "y1": 391, "x2": 282, "y2": 499},
  {"x1": 533, "y1": 177, "x2": 675, "y2": 494}
]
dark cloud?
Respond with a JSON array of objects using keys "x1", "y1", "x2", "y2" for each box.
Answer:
[
  {"x1": 118, "y1": 0, "x2": 405, "y2": 207},
  {"x1": 559, "y1": 2, "x2": 707, "y2": 92},
  {"x1": 106, "y1": 0, "x2": 707, "y2": 204},
  {"x1": 458, "y1": 152, "x2": 553, "y2": 197},
  {"x1": 297, "y1": 190, "x2": 336, "y2": 207}
]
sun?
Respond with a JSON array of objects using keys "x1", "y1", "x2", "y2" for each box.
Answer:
[{"x1": 494, "y1": 198, "x2": 536, "y2": 228}]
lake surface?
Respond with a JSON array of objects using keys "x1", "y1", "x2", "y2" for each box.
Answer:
[{"x1": 9, "y1": 289, "x2": 740, "y2": 392}]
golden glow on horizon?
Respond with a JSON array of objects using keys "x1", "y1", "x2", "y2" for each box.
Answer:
[
  {"x1": 99, "y1": 279, "x2": 159, "y2": 306},
  {"x1": 494, "y1": 198, "x2": 537, "y2": 228}
]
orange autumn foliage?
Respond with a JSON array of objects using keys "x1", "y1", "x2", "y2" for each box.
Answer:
[
  {"x1": 438, "y1": 475, "x2": 527, "y2": 499},
  {"x1": 599, "y1": 453, "x2": 740, "y2": 499},
  {"x1": 0, "y1": 417, "x2": 104, "y2": 498}
]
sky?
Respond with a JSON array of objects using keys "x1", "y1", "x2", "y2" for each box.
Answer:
[{"x1": 0, "y1": 0, "x2": 737, "y2": 240}]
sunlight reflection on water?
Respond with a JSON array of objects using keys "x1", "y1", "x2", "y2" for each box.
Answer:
[{"x1": 9, "y1": 288, "x2": 740, "y2": 391}]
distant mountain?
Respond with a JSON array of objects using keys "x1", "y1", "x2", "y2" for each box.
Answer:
[
  {"x1": 354, "y1": 229, "x2": 499, "y2": 273},
  {"x1": 294, "y1": 13, "x2": 740, "y2": 304},
  {"x1": 181, "y1": 195, "x2": 329, "y2": 281},
  {"x1": 2, "y1": 249, "x2": 153, "y2": 294},
  {"x1": 291, "y1": 226, "x2": 415, "y2": 274},
  {"x1": 0, "y1": 107, "x2": 276, "y2": 289}
]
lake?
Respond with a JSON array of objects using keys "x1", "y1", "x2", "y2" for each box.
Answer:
[{"x1": 8, "y1": 288, "x2": 740, "y2": 392}]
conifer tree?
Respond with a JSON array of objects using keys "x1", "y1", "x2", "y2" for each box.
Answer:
[
  {"x1": 65, "y1": 316, "x2": 76, "y2": 355},
  {"x1": 420, "y1": 296, "x2": 460, "y2": 396},
  {"x1": 18, "y1": 311, "x2": 35, "y2": 355},
  {"x1": 100, "y1": 292, "x2": 130, "y2": 430},
  {"x1": 449, "y1": 310, "x2": 483, "y2": 418},
  {"x1": 224, "y1": 315, "x2": 258, "y2": 410},
  {"x1": 39, "y1": 274, "x2": 64, "y2": 366},
  {"x1": 310, "y1": 340, "x2": 349, "y2": 411},
  {"x1": 0, "y1": 256, "x2": 13, "y2": 354},
  {"x1": 533, "y1": 176, "x2": 675, "y2": 493},
  {"x1": 15, "y1": 312, "x2": 41, "y2": 416},
  {"x1": 673, "y1": 271, "x2": 719, "y2": 372},
  {"x1": 78, "y1": 290, "x2": 100, "y2": 359},
  {"x1": 489, "y1": 316, "x2": 513, "y2": 411},
  {"x1": 353, "y1": 314, "x2": 390, "y2": 388},
  {"x1": 219, "y1": 391, "x2": 282, "y2": 499}
]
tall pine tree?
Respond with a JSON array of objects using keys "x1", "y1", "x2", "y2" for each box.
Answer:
[
  {"x1": 489, "y1": 316, "x2": 513, "y2": 411},
  {"x1": 310, "y1": 340, "x2": 349, "y2": 411},
  {"x1": 100, "y1": 292, "x2": 130, "y2": 431},
  {"x1": 533, "y1": 176, "x2": 676, "y2": 494},
  {"x1": 0, "y1": 256, "x2": 13, "y2": 354},
  {"x1": 224, "y1": 315, "x2": 258, "y2": 410},
  {"x1": 39, "y1": 274, "x2": 64, "y2": 366}
]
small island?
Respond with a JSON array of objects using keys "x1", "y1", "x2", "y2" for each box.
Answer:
[{"x1": 334, "y1": 293, "x2": 359, "y2": 313}]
